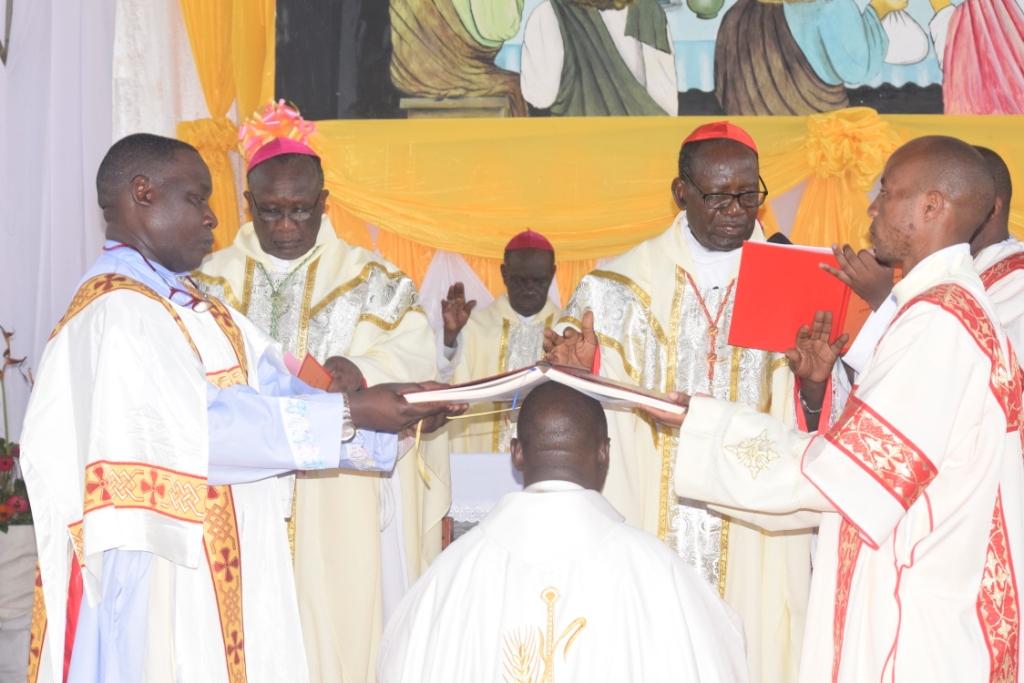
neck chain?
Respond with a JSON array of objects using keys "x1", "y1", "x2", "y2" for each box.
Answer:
[
  {"x1": 684, "y1": 273, "x2": 735, "y2": 383},
  {"x1": 255, "y1": 247, "x2": 321, "y2": 338}
]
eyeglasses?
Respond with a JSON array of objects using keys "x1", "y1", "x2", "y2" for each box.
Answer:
[
  {"x1": 251, "y1": 194, "x2": 323, "y2": 223},
  {"x1": 680, "y1": 170, "x2": 769, "y2": 210},
  {"x1": 167, "y1": 278, "x2": 213, "y2": 313}
]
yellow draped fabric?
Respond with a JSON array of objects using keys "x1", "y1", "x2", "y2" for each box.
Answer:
[
  {"x1": 307, "y1": 110, "x2": 1024, "y2": 302},
  {"x1": 172, "y1": 0, "x2": 1022, "y2": 301},
  {"x1": 177, "y1": 0, "x2": 276, "y2": 248}
]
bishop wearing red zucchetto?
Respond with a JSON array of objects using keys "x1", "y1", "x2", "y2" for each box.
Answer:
[
  {"x1": 545, "y1": 121, "x2": 846, "y2": 683},
  {"x1": 438, "y1": 229, "x2": 559, "y2": 453}
]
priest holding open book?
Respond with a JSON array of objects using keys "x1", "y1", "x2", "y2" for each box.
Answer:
[{"x1": 545, "y1": 121, "x2": 845, "y2": 683}]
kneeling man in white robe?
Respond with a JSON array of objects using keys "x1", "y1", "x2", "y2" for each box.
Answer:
[{"x1": 378, "y1": 383, "x2": 747, "y2": 682}]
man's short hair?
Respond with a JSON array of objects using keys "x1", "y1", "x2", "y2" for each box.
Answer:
[{"x1": 96, "y1": 133, "x2": 198, "y2": 208}]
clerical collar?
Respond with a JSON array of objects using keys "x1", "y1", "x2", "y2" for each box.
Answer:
[
  {"x1": 892, "y1": 243, "x2": 972, "y2": 306},
  {"x1": 515, "y1": 310, "x2": 540, "y2": 324},
  {"x1": 266, "y1": 248, "x2": 320, "y2": 273},
  {"x1": 100, "y1": 241, "x2": 212, "y2": 312},
  {"x1": 681, "y1": 218, "x2": 741, "y2": 290},
  {"x1": 525, "y1": 480, "x2": 585, "y2": 493},
  {"x1": 975, "y1": 237, "x2": 1019, "y2": 264}
]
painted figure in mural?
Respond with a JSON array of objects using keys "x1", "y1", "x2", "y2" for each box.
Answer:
[
  {"x1": 438, "y1": 230, "x2": 561, "y2": 454},
  {"x1": 378, "y1": 384, "x2": 747, "y2": 683},
  {"x1": 390, "y1": 0, "x2": 528, "y2": 114},
  {"x1": 545, "y1": 121, "x2": 843, "y2": 683},
  {"x1": 194, "y1": 103, "x2": 443, "y2": 683},
  {"x1": 714, "y1": 0, "x2": 894, "y2": 115},
  {"x1": 519, "y1": 0, "x2": 678, "y2": 115},
  {"x1": 929, "y1": 0, "x2": 1024, "y2": 113}
]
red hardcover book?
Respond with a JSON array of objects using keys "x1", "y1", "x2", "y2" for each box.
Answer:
[
  {"x1": 298, "y1": 353, "x2": 333, "y2": 391},
  {"x1": 727, "y1": 241, "x2": 851, "y2": 353}
]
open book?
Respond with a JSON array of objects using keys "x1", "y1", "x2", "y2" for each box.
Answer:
[{"x1": 403, "y1": 362, "x2": 686, "y2": 415}]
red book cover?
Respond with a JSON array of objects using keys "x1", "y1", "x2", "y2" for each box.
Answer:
[
  {"x1": 298, "y1": 353, "x2": 333, "y2": 391},
  {"x1": 727, "y1": 241, "x2": 851, "y2": 353}
]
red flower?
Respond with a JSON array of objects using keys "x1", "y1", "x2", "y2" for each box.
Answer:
[
  {"x1": 0, "y1": 456, "x2": 12, "y2": 472},
  {"x1": 0, "y1": 503, "x2": 11, "y2": 522},
  {"x1": 6, "y1": 495, "x2": 28, "y2": 514}
]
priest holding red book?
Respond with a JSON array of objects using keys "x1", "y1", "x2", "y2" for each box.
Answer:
[{"x1": 545, "y1": 121, "x2": 842, "y2": 683}]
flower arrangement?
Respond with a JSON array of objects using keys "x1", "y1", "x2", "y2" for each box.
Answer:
[{"x1": 0, "y1": 326, "x2": 32, "y2": 532}]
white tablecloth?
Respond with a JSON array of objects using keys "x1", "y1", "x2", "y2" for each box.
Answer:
[
  {"x1": 0, "y1": 526, "x2": 36, "y2": 683},
  {"x1": 449, "y1": 452, "x2": 523, "y2": 523}
]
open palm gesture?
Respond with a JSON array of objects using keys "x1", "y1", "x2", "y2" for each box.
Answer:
[
  {"x1": 441, "y1": 282, "x2": 476, "y2": 348},
  {"x1": 544, "y1": 310, "x2": 599, "y2": 370},
  {"x1": 785, "y1": 311, "x2": 849, "y2": 383}
]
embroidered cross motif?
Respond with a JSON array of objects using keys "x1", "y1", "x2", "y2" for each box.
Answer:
[
  {"x1": 725, "y1": 430, "x2": 779, "y2": 478},
  {"x1": 501, "y1": 587, "x2": 587, "y2": 683}
]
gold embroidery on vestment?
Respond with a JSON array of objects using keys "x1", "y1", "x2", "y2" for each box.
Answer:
[
  {"x1": 725, "y1": 430, "x2": 780, "y2": 478},
  {"x1": 296, "y1": 256, "x2": 321, "y2": 355},
  {"x1": 501, "y1": 587, "x2": 586, "y2": 683}
]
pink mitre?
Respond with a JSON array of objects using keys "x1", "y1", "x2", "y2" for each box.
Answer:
[
  {"x1": 505, "y1": 229, "x2": 554, "y2": 253},
  {"x1": 239, "y1": 100, "x2": 320, "y2": 173}
]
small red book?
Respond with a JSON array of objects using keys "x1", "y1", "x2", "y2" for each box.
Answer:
[
  {"x1": 298, "y1": 353, "x2": 333, "y2": 391},
  {"x1": 727, "y1": 241, "x2": 851, "y2": 353}
]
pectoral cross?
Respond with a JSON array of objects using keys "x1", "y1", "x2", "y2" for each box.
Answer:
[{"x1": 686, "y1": 274, "x2": 735, "y2": 385}]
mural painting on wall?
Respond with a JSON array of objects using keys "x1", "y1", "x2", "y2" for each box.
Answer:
[{"x1": 275, "y1": 0, "x2": 1024, "y2": 119}]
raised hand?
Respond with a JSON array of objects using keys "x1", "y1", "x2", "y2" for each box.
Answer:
[
  {"x1": 324, "y1": 355, "x2": 365, "y2": 393},
  {"x1": 821, "y1": 244, "x2": 894, "y2": 311},
  {"x1": 347, "y1": 382, "x2": 467, "y2": 434},
  {"x1": 441, "y1": 282, "x2": 477, "y2": 348},
  {"x1": 543, "y1": 310, "x2": 599, "y2": 370},
  {"x1": 785, "y1": 311, "x2": 850, "y2": 384},
  {"x1": 635, "y1": 391, "x2": 690, "y2": 428}
]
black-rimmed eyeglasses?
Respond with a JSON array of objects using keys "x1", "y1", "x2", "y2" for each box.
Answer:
[{"x1": 680, "y1": 170, "x2": 769, "y2": 210}]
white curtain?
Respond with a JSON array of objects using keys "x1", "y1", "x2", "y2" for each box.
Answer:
[
  {"x1": 0, "y1": 0, "x2": 116, "y2": 441},
  {"x1": 112, "y1": 0, "x2": 207, "y2": 140},
  {"x1": 0, "y1": 2, "x2": 117, "y2": 679}
]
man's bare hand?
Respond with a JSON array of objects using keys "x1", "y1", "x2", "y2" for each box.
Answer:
[
  {"x1": 348, "y1": 383, "x2": 467, "y2": 433},
  {"x1": 441, "y1": 282, "x2": 476, "y2": 348},
  {"x1": 324, "y1": 356, "x2": 365, "y2": 393},
  {"x1": 398, "y1": 382, "x2": 468, "y2": 433},
  {"x1": 785, "y1": 311, "x2": 849, "y2": 384},
  {"x1": 543, "y1": 310, "x2": 598, "y2": 370},
  {"x1": 821, "y1": 244, "x2": 894, "y2": 311},
  {"x1": 636, "y1": 391, "x2": 690, "y2": 428}
]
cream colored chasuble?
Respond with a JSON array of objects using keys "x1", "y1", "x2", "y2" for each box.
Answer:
[
  {"x1": 449, "y1": 293, "x2": 560, "y2": 453},
  {"x1": 196, "y1": 217, "x2": 442, "y2": 683},
  {"x1": 556, "y1": 212, "x2": 834, "y2": 683}
]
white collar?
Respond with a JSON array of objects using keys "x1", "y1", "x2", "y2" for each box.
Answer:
[
  {"x1": 524, "y1": 480, "x2": 585, "y2": 493},
  {"x1": 892, "y1": 243, "x2": 972, "y2": 306},
  {"x1": 682, "y1": 221, "x2": 743, "y2": 264}
]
